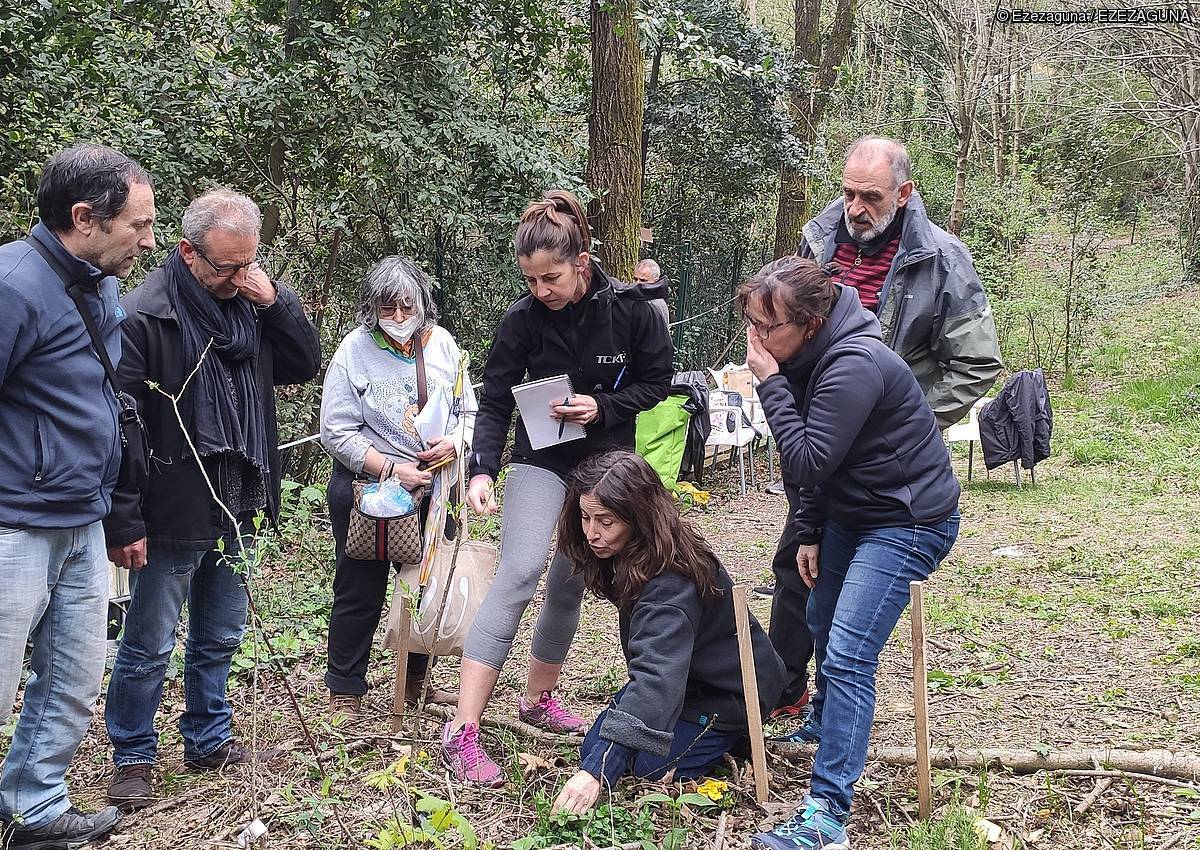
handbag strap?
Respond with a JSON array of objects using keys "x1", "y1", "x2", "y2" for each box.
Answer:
[
  {"x1": 414, "y1": 334, "x2": 428, "y2": 411},
  {"x1": 26, "y1": 237, "x2": 125, "y2": 403}
]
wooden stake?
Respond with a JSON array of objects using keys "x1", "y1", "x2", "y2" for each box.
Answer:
[
  {"x1": 910, "y1": 580, "x2": 932, "y2": 819},
  {"x1": 731, "y1": 585, "x2": 770, "y2": 805},
  {"x1": 390, "y1": 602, "x2": 412, "y2": 733}
]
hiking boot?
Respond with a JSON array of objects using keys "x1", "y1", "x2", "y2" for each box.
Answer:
[
  {"x1": 107, "y1": 764, "x2": 155, "y2": 812},
  {"x1": 752, "y1": 584, "x2": 777, "y2": 599},
  {"x1": 765, "y1": 478, "x2": 786, "y2": 496},
  {"x1": 771, "y1": 713, "x2": 822, "y2": 744},
  {"x1": 328, "y1": 692, "x2": 362, "y2": 719},
  {"x1": 752, "y1": 795, "x2": 849, "y2": 849},
  {"x1": 404, "y1": 681, "x2": 458, "y2": 707},
  {"x1": 441, "y1": 722, "x2": 504, "y2": 787},
  {"x1": 769, "y1": 688, "x2": 812, "y2": 720},
  {"x1": 518, "y1": 690, "x2": 586, "y2": 734},
  {"x1": 183, "y1": 739, "x2": 275, "y2": 772},
  {"x1": 3, "y1": 805, "x2": 121, "y2": 849}
]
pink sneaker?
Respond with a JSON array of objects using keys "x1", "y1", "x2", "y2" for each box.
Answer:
[
  {"x1": 518, "y1": 690, "x2": 586, "y2": 734},
  {"x1": 441, "y1": 722, "x2": 505, "y2": 787}
]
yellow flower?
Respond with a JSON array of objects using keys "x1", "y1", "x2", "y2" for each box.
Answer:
[{"x1": 696, "y1": 779, "x2": 728, "y2": 802}]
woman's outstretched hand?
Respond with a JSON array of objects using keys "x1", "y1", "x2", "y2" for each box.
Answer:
[
  {"x1": 553, "y1": 770, "x2": 601, "y2": 815},
  {"x1": 745, "y1": 327, "x2": 780, "y2": 380},
  {"x1": 467, "y1": 474, "x2": 498, "y2": 515},
  {"x1": 796, "y1": 543, "x2": 820, "y2": 588}
]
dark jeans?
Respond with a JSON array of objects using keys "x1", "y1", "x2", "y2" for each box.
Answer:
[
  {"x1": 581, "y1": 703, "x2": 742, "y2": 782},
  {"x1": 325, "y1": 461, "x2": 433, "y2": 695},
  {"x1": 106, "y1": 531, "x2": 250, "y2": 765},
  {"x1": 807, "y1": 516, "x2": 959, "y2": 817},
  {"x1": 769, "y1": 521, "x2": 815, "y2": 706}
]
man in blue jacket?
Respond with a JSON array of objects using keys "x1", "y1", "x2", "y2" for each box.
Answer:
[{"x1": 0, "y1": 144, "x2": 157, "y2": 848}]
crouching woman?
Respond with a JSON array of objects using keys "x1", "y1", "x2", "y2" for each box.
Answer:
[{"x1": 550, "y1": 450, "x2": 785, "y2": 813}]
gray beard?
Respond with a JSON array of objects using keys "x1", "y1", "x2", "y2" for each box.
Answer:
[{"x1": 844, "y1": 201, "x2": 898, "y2": 243}]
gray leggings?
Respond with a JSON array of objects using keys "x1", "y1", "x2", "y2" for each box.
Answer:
[{"x1": 463, "y1": 464, "x2": 586, "y2": 670}]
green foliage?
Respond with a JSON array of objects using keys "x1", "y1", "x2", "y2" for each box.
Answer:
[
  {"x1": 892, "y1": 804, "x2": 986, "y2": 850},
  {"x1": 511, "y1": 792, "x2": 657, "y2": 850},
  {"x1": 367, "y1": 791, "x2": 479, "y2": 849}
]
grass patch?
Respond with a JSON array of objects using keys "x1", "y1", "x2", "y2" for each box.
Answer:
[{"x1": 892, "y1": 804, "x2": 986, "y2": 850}]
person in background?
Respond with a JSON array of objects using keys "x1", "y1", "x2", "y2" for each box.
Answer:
[
  {"x1": 441, "y1": 189, "x2": 673, "y2": 787},
  {"x1": 103, "y1": 188, "x2": 320, "y2": 812},
  {"x1": 762, "y1": 136, "x2": 1002, "y2": 716},
  {"x1": 632, "y1": 258, "x2": 669, "y2": 325},
  {"x1": 320, "y1": 256, "x2": 476, "y2": 716},
  {"x1": 741, "y1": 256, "x2": 960, "y2": 850},
  {"x1": 550, "y1": 450, "x2": 785, "y2": 814},
  {"x1": 0, "y1": 143, "x2": 156, "y2": 850}
]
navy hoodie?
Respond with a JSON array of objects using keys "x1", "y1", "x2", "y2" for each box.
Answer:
[
  {"x1": 757, "y1": 284, "x2": 959, "y2": 542},
  {"x1": 0, "y1": 223, "x2": 123, "y2": 528}
]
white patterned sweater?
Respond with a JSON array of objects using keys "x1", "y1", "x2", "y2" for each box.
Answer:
[{"x1": 320, "y1": 325, "x2": 477, "y2": 473}]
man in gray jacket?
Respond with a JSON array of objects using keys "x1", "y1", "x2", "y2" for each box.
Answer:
[
  {"x1": 767, "y1": 136, "x2": 1002, "y2": 719},
  {"x1": 0, "y1": 144, "x2": 157, "y2": 848}
]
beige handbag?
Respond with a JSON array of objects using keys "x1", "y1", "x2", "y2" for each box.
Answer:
[{"x1": 384, "y1": 353, "x2": 498, "y2": 657}]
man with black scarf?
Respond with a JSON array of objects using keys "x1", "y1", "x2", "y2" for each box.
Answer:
[{"x1": 102, "y1": 189, "x2": 320, "y2": 811}]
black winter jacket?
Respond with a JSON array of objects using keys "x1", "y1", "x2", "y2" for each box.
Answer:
[
  {"x1": 103, "y1": 269, "x2": 321, "y2": 549},
  {"x1": 979, "y1": 369, "x2": 1052, "y2": 471},
  {"x1": 583, "y1": 555, "x2": 786, "y2": 783},
  {"x1": 758, "y1": 284, "x2": 960, "y2": 543},
  {"x1": 468, "y1": 261, "x2": 673, "y2": 481}
]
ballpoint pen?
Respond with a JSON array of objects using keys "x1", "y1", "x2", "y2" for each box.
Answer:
[{"x1": 558, "y1": 393, "x2": 571, "y2": 438}]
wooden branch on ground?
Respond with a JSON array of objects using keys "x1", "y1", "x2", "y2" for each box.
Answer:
[{"x1": 770, "y1": 743, "x2": 1200, "y2": 782}]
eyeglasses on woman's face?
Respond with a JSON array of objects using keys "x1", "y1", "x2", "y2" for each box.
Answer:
[
  {"x1": 377, "y1": 302, "x2": 418, "y2": 319},
  {"x1": 742, "y1": 315, "x2": 792, "y2": 340}
]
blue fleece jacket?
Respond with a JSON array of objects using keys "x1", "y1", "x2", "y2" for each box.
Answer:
[{"x1": 0, "y1": 223, "x2": 124, "y2": 529}]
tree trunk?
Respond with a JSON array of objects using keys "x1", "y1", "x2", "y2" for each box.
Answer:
[
  {"x1": 588, "y1": 0, "x2": 645, "y2": 281},
  {"x1": 261, "y1": 0, "x2": 301, "y2": 247},
  {"x1": 773, "y1": 0, "x2": 856, "y2": 258},
  {"x1": 640, "y1": 41, "x2": 664, "y2": 179},
  {"x1": 947, "y1": 19, "x2": 970, "y2": 236}
]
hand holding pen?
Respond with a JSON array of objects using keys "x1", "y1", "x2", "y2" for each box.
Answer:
[{"x1": 550, "y1": 393, "x2": 600, "y2": 426}]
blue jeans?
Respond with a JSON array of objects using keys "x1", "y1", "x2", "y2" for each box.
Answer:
[
  {"x1": 0, "y1": 523, "x2": 108, "y2": 829},
  {"x1": 807, "y1": 516, "x2": 959, "y2": 817},
  {"x1": 105, "y1": 533, "x2": 250, "y2": 765},
  {"x1": 580, "y1": 699, "x2": 743, "y2": 783}
]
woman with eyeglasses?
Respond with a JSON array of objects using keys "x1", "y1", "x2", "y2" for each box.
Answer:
[
  {"x1": 742, "y1": 257, "x2": 960, "y2": 850},
  {"x1": 319, "y1": 256, "x2": 476, "y2": 716}
]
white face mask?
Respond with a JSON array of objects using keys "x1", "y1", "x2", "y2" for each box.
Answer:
[{"x1": 378, "y1": 316, "x2": 420, "y2": 344}]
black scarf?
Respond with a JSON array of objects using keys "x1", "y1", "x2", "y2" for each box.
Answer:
[{"x1": 163, "y1": 249, "x2": 268, "y2": 480}]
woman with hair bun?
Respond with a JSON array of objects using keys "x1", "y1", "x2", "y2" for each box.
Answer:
[
  {"x1": 550, "y1": 449, "x2": 785, "y2": 814},
  {"x1": 741, "y1": 256, "x2": 961, "y2": 850},
  {"x1": 441, "y1": 189, "x2": 673, "y2": 786}
]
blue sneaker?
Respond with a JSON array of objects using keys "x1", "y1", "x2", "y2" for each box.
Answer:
[
  {"x1": 752, "y1": 795, "x2": 849, "y2": 849},
  {"x1": 771, "y1": 712, "x2": 821, "y2": 743}
]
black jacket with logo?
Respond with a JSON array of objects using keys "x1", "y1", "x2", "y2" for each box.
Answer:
[{"x1": 469, "y1": 260, "x2": 673, "y2": 481}]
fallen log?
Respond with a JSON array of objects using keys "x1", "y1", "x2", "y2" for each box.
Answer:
[{"x1": 769, "y1": 742, "x2": 1200, "y2": 782}]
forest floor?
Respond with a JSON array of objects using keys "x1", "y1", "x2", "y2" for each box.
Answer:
[{"x1": 13, "y1": 241, "x2": 1200, "y2": 850}]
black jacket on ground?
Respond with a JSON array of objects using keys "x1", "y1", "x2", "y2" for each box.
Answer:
[
  {"x1": 585, "y1": 554, "x2": 786, "y2": 783},
  {"x1": 103, "y1": 268, "x2": 321, "y2": 550},
  {"x1": 758, "y1": 284, "x2": 960, "y2": 543},
  {"x1": 468, "y1": 261, "x2": 673, "y2": 481},
  {"x1": 979, "y1": 369, "x2": 1052, "y2": 471}
]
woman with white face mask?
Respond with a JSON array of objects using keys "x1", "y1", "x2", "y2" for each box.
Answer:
[{"x1": 319, "y1": 256, "x2": 477, "y2": 715}]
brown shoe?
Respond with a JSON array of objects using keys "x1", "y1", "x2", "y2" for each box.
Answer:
[
  {"x1": 107, "y1": 764, "x2": 155, "y2": 812},
  {"x1": 183, "y1": 739, "x2": 278, "y2": 772},
  {"x1": 405, "y1": 682, "x2": 458, "y2": 707},
  {"x1": 329, "y1": 692, "x2": 362, "y2": 719}
]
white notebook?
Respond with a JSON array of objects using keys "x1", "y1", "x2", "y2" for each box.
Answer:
[{"x1": 511, "y1": 374, "x2": 586, "y2": 450}]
